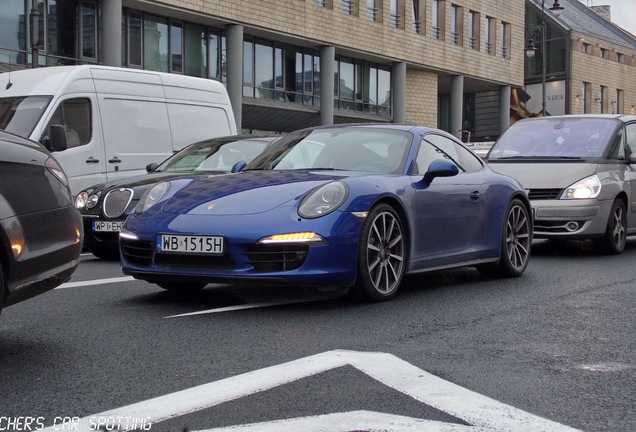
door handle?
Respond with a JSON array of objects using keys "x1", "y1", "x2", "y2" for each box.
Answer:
[
  {"x1": 108, "y1": 157, "x2": 122, "y2": 164},
  {"x1": 86, "y1": 157, "x2": 99, "y2": 164},
  {"x1": 470, "y1": 190, "x2": 481, "y2": 201}
]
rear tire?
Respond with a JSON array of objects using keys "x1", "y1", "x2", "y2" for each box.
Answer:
[
  {"x1": 351, "y1": 204, "x2": 405, "y2": 302},
  {"x1": 478, "y1": 198, "x2": 531, "y2": 277},
  {"x1": 596, "y1": 198, "x2": 626, "y2": 255}
]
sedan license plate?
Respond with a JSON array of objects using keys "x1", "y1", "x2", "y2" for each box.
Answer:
[
  {"x1": 93, "y1": 220, "x2": 124, "y2": 232},
  {"x1": 158, "y1": 234, "x2": 224, "y2": 255}
]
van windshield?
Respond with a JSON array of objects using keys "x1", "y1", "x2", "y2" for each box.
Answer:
[{"x1": 0, "y1": 96, "x2": 53, "y2": 138}]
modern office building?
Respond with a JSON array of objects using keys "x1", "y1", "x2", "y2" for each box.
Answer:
[
  {"x1": 519, "y1": 0, "x2": 636, "y2": 120},
  {"x1": 1, "y1": 0, "x2": 527, "y2": 140}
]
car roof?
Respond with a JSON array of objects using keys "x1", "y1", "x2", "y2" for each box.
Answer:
[{"x1": 514, "y1": 114, "x2": 636, "y2": 124}]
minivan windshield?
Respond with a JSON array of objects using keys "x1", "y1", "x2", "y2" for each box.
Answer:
[
  {"x1": 488, "y1": 117, "x2": 619, "y2": 160},
  {"x1": 0, "y1": 96, "x2": 52, "y2": 138}
]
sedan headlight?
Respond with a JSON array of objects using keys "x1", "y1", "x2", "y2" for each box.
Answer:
[
  {"x1": 86, "y1": 193, "x2": 100, "y2": 209},
  {"x1": 135, "y1": 182, "x2": 170, "y2": 214},
  {"x1": 75, "y1": 192, "x2": 88, "y2": 209},
  {"x1": 298, "y1": 182, "x2": 348, "y2": 218},
  {"x1": 561, "y1": 175, "x2": 601, "y2": 199}
]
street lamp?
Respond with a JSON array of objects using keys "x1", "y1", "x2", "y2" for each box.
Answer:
[{"x1": 525, "y1": 0, "x2": 564, "y2": 116}]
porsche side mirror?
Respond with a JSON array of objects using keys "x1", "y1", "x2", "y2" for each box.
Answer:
[
  {"x1": 423, "y1": 159, "x2": 460, "y2": 183},
  {"x1": 232, "y1": 161, "x2": 247, "y2": 173}
]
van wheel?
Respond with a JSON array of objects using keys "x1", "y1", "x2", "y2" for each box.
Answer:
[{"x1": 596, "y1": 199, "x2": 626, "y2": 255}]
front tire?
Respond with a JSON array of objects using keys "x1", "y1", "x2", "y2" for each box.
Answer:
[
  {"x1": 478, "y1": 198, "x2": 531, "y2": 277},
  {"x1": 596, "y1": 198, "x2": 626, "y2": 255},
  {"x1": 352, "y1": 204, "x2": 406, "y2": 302}
]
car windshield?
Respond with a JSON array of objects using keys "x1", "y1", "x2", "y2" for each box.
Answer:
[
  {"x1": 245, "y1": 127, "x2": 412, "y2": 174},
  {"x1": 155, "y1": 137, "x2": 273, "y2": 172},
  {"x1": 0, "y1": 96, "x2": 53, "y2": 138},
  {"x1": 488, "y1": 117, "x2": 619, "y2": 160}
]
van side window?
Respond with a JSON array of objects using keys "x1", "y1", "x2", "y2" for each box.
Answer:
[{"x1": 43, "y1": 98, "x2": 92, "y2": 149}]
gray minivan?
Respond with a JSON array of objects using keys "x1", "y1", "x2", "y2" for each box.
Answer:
[{"x1": 486, "y1": 114, "x2": 636, "y2": 254}]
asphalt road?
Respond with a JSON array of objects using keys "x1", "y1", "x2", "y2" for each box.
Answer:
[{"x1": 0, "y1": 239, "x2": 634, "y2": 432}]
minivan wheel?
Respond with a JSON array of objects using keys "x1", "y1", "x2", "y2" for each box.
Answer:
[{"x1": 596, "y1": 198, "x2": 626, "y2": 255}]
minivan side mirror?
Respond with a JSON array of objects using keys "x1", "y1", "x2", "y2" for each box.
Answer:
[
  {"x1": 46, "y1": 125, "x2": 68, "y2": 152},
  {"x1": 423, "y1": 159, "x2": 460, "y2": 183}
]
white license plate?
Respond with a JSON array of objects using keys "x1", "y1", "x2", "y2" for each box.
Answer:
[
  {"x1": 93, "y1": 220, "x2": 124, "y2": 232},
  {"x1": 157, "y1": 234, "x2": 224, "y2": 254}
]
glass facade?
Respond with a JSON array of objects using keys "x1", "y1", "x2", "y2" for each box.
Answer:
[{"x1": 0, "y1": 0, "x2": 97, "y2": 66}]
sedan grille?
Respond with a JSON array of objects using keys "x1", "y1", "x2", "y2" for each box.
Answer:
[
  {"x1": 103, "y1": 188, "x2": 134, "y2": 218},
  {"x1": 121, "y1": 239, "x2": 153, "y2": 266},
  {"x1": 527, "y1": 188, "x2": 562, "y2": 200},
  {"x1": 244, "y1": 244, "x2": 308, "y2": 272}
]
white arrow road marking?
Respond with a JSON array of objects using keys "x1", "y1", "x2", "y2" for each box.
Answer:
[
  {"x1": 55, "y1": 276, "x2": 135, "y2": 289},
  {"x1": 38, "y1": 350, "x2": 582, "y2": 432},
  {"x1": 196, "y1": 410, "x2": 486, "y2": 431}
]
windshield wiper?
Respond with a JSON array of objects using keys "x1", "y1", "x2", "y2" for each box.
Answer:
[{"x1": 492, "y1": 155, "x2": 583, "y2": 160}]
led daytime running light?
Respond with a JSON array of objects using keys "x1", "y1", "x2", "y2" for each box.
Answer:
[{"x1": 258, "y1": 232, "x2": 325, "y2": 244}]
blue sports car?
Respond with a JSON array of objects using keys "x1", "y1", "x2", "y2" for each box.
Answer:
[{"x1": 120, "y1": 124, "x2": 532, "y2": 302}]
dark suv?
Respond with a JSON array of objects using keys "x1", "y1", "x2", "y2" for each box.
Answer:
[{"x1": 0, "y1": 131, "x2": 83, "y2": 315}]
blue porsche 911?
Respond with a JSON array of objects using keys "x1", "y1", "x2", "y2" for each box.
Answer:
[{"x1": 120, "y1": 124, "x2": 532, "y2": 301}]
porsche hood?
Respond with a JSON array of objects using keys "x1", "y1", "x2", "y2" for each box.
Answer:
[{"x1": 160, "y1": 170, "x2": 348, "y2": 215}]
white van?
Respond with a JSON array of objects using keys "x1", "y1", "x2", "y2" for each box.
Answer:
[{"x1": 0, "y1": 65, "x2": 237, "y2": 194}]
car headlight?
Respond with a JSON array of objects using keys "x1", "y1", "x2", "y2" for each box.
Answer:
[
  {"x1": 75, "y1": 192, "x2": 88, "y2": 209},
  {"x1": 86, "y1": 193, "x2": 100, "y2": 209},
  {"x1": 135, "y1": 182, "x2": 170, "y2": 214},
  {"x1": 561, "y1": 175, "x2": 601, "y2": 199},
  {"x1": 298, "y1": 182, "x2": 348, "y2": 218}
]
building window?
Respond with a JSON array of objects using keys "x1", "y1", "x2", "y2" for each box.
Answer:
[
  {"x1": 127, "y1": 12, "x2": 142, "y2": 67},
  {"x1": 450, "y1": 5, "x2": 462, "y2": 45},
  {"x1": 501, "y1": 22, "x2": 510, "y2": 58},
  {"x1": 616, "y1": 89, "x2": 624, "y2": 114},
  {"x1": 170, "y1": 22, "x2": 183, "y2": 73},
  {"x1": 600, "y1": 86, "x2": 607, "y2": 113},
  {"x1": 183, "y1": 23, "x2": 205, "y2": 78},
  {"x1": 390, "y1": 0, "x2": 400, "y2": 28},
  {"x1": 616, "y1": 52, "x2": 624, "y2": 63},
  {"x1": 333, "y1": 58, "x2": 391, "y2": 115},
  {"x1": 486, "y1": 17, "x2": 495, "y2": 55},
  {"x1": 143, "y1": 14, "x2": 169, "y2": 72},
  {"x1": 412, "y1": 0, "x2": 422, "y2": 33},
  {"x1": 600, "y1": 48, "x2": 608, "y2": 59},
  {"x1": 582, "y1": 42, "x2": 591, "y2": 54},
  {"x1": 81, "y1": 2, "x2": 97, "y2": 59},
  {"x1": 342, "y1": 0, "x2": 354, "y2": 14},
  {"x1": 367, "y1": 0, "x2": 378, "y2": 21},
  {"x1": 432, "y1": 0, "x2": 444, "y2": 40},
  {"x1": 582, "y1": 82, "x2": 590, "y2": 114},
  {"x1": 468, "y1": 11, "x2": 479, "y2": 50}
]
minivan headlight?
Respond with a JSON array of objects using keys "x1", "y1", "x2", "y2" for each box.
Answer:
[
  {"x1": 561, "y1": 175, "x2": 601, "y2": 199},
  {"x1": 298, "y1": 182, "x2": 348, "y2": 218},
  {"x1": 135, "y1": 182, "x2": 170, "y2": 214}
]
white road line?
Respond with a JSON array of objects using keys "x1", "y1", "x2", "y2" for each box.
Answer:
[
  {"x1": 55, "y1": 276, "x2": 135, "y2": 289},
  {"x1": 38, "y1": 350, "x2": 582, "y2": 432},
  {"x1": 165, "y1": 298, "x2": 335, "y2": 318},
  {"x1": 197, "y1": 411, "x2": 483, "y2": 432}
]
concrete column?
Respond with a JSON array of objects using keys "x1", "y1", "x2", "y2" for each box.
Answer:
[
  {"x1": 450, "y1": 75, "x2": 464, "y2": 139},
  {"x1": 226, "y1": 24, "x2": 244, "y2": 131},
  {"x1": 320, "y1": 46, "x2": 335, "y2": 125},
  {"x1": 499, "y1": 85, "x2": 511, "y2": 135},
  {"x1": 102, "y1": 0, "x2": 122, "y2": 67},
  {"x1": 392, "y1": 61, "x2": 406, "y2": 123}
]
